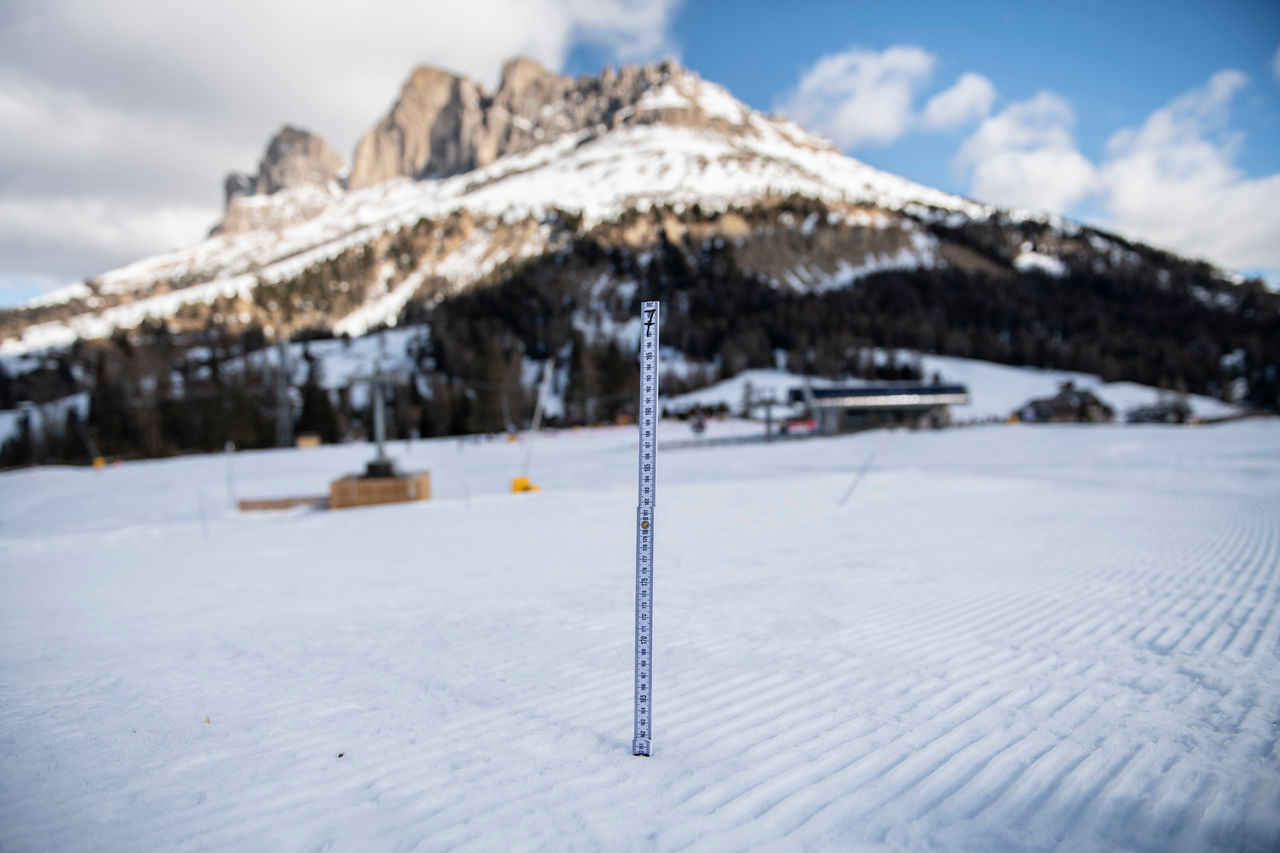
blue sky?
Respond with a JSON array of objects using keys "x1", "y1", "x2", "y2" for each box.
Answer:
[
  {"x1": 1, "y1": 0, "x2": 1277, "y2": 304},
  {"x1": 662, "y1": 0, "x2": 1279, "y2": 177},
  {"x1": 582, "y1": 0, "x2": 1280, "y2": 281}
]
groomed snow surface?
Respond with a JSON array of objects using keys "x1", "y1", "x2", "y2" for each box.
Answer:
[{"x1": 2, "y1": 421, "x2": 1279, "y2": 851}]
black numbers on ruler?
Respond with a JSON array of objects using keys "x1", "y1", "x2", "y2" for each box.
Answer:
[{"x1": 637, "y1": 304, "x2": 657, "y2": 754}]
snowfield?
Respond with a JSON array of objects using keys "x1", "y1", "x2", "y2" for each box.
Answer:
[{"x1": 2, "y1": 421, "x2": 1279, "y2": 851}]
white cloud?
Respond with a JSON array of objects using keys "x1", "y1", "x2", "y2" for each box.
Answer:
[
  {"x1": 0, "y1": 197, "x2": 215, "y2": 281},
  {"x1": 953, "y1": 93, "x2": 1097, "y2": 213},
  {"x1": 920, "y1": 72, "x2": 996, "y2": 130},
  {"x1": 775, "y1": 45, "x2": 935, "y2": 148},
  {"x1": 0, "y1": 1, "x2": 680, "y2": 146},
  {"x1": 0, "y1": 0, "x2": 681, "y2": 302},
  {"x1": 562, "y1": 0, "x2": 679, "y2": 60},
  {"x1": 951, "y1": 69, "x2": 1280, "y2": 274},
  {"x1": 1097, "y1": 70, "x2": 1280, "y2": 270},
  {"x1": 1273, "y1": 45, "x2": 1280, "y2": 83},
  {"x1": 0, "y1": 73, "x2": 243, "y2": 202}
]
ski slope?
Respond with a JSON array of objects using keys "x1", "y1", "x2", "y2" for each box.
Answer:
[{"x1": 1, "y1": 421, "x2": 1278, "y2": 851}]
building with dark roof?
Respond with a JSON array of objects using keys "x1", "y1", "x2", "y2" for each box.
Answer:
[
  {"x1": 1126, "y1": 397, "x2": 1192, "y2": 424},
  {"x1": 789, "y1": 383, "x2": 970, "y2": 434},
  {"x1": 1017, "y1": 381, "x2": 1115, "y2": 423}
]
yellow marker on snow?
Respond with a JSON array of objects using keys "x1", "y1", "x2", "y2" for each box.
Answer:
[
  {"x1": 511, "y1": 359, "x2": 555, "y2": 495},
  {"x1": 511, "y1": 476, "x2": 540, "y2": 493}
]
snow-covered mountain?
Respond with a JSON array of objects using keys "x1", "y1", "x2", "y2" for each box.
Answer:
[{"x1": 0, "y1": 57, "x2": 1195, "y2": 354}]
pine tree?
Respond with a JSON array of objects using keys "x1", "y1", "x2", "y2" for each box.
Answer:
[
  {"x1": 1, "y1": 412, "x2": 37, "y2": 467},
  {"x1": 565, "y1": 331, "x2": 599, "y2": 424},
  {"x1": 295, "y1": 357, "x2": 340, "y2": 443}
]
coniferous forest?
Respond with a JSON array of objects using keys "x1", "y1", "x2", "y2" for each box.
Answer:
[{"x1": 2, "y1": 202, "x2": 1277, "y2": 467}]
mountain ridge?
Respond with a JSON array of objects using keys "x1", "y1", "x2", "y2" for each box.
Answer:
[
  {"x1": 0, "y1": 55, "x2": 1275, "y2": 429},
  {"x1": 2, "y1": 56, "x2": 1012, "y2": 352}
]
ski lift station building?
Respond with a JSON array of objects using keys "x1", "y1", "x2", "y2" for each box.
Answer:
[{"x1": 790, "y1": 384, "x2": 971, "y2": 433}]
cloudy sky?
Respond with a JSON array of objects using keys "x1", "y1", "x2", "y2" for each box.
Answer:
[{"x1": 2, "y1": 0, "x2": 1277, "y2": 304}]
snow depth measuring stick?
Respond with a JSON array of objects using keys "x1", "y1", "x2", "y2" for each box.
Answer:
[{"x1": 633, "y1": 300, "x2": 659, "y2": 757}]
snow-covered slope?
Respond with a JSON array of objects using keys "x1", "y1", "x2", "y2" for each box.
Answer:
[
  {"x1": 1, "y1": 422, "x2": 1278, "y2": 850},
  {"x1": 2, "y1": 70, "x2": 1001, "y2": 355},
  {"x1": 75, "y1": 118, "x2": 972, "y2": 291},
  {"x1": 0, "y1": 393, "x2": 89, "y2": 447}
]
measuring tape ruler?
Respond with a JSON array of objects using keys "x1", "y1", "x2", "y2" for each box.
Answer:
[{"x1": 634, "y1": 300, "x2": 659, "y2": 757}]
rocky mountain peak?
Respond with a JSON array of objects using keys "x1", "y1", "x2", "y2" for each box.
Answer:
[
  {"x1": 224, "y1": 125, "x2": 344, "y2": 202},
  {"x1": 344, "y1": 56, "x2": 745, "y2": 192},
  {"x1": 346, "y1": 64, "x2": 488, "y2": 190},
  {"x1": 215, "y1": 126, "x2": 345, "y2": 235},
  {"x1": 212, "y1": 57, "x2": 769, "y2": 235},
  {"x1": 497, "y1": 57, "x2": 563, "y2": 101}
]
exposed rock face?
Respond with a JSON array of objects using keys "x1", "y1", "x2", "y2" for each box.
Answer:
[
  {"x1": 346, "y1": 66, "x2": 489, "y2": 188},
  {"x1": 216, "y1": 126, "x2": 345, "y2": 234},
  {"x1": 215, "y1": 57, "x2": 761, "y2": 232},
  {"x1": 346, "y1": 57, "x2": 746, "y2": 190},
  {"x1": 226, "y1": 126, "x2": 345, "y2": 199}
]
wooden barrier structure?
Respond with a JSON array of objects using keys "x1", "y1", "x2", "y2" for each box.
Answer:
[
  {"x1": 329, "y1": 471, "x2": 432, "y2": 510},
  {"x1": 238, "y1": 495, "x2": 328, "y2": 512}
]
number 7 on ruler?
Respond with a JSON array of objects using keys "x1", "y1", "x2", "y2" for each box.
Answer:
[{"x1": 634, "y1": 300, "x2": 659, "y2": 757}]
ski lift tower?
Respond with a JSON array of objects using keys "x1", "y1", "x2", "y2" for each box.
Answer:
[
  {"x1": 329, "y1": 363, "x2": 432, "y2": 510},
  {"x1": 360, "y1": 365, "x2": 401, "y2": 478}
]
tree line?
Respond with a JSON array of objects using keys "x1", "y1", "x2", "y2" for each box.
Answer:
[{"x1": 3, "y1": 202, "x2": 1277, "y2": 466}]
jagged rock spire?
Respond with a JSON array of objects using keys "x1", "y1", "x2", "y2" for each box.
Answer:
[
  {"x1": 346, "y1": 56, "x2": 735, "y2": 190},
  {"x1": 215, "y1": 126, "x2": 344, "y2": 234},
  {"x1": 217, "y1": 57, "x2": 756, "y2": 232},
  {"x1": 225, "y1": 125, "x2": 344, "y2": 202}
]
